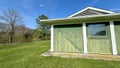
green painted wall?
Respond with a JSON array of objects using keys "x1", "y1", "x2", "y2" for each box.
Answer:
[
  {"x1": 53, "y1": 22, "x2": 113, "y2": 54},
  {"x1": 87, "y1": 38, "x2": 112, "y2": 54},
  {"x1": 54, "y1": 24, "x2": 83, "y2": 53},
  {"x1": 114, "y1": 21, "x2": 120, "y2": 55},
  {"x1": 87, "y1": 23, "x2": 112, "y2": 54}
]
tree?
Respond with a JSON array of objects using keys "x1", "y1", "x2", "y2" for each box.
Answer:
[
  {"x1": 0, "y1": 22, "x2": 10, "y2": 44},
  {"x1": 36, "y1": 14, "x2": 50, "y2": 40},
  {"x1": 0, "y1": 22, "x2": 10, "y2": 32},
  {"x1": 24, "y1": 31, "x2": 33, "y2": 42},
  {"x1": 0, "y1": 9, "x2": 23, "y2": 44}
]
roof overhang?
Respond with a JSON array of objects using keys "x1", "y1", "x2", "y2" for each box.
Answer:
[{"x1": 41, "y1": 13, "x2": 120, "y2": 25}]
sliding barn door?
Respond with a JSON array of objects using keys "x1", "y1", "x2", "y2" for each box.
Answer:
[{"x1": 54, "y1": 24, "x2": 83, "y2": 53}]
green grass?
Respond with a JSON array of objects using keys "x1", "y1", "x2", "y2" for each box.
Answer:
[{"x1": 0, "y1": 40, "x2": 120, "y2": 68}]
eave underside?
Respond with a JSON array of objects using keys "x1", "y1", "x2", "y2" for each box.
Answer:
[{"x1": 41, "y1": 13, "x2": 120, "y2": 25}]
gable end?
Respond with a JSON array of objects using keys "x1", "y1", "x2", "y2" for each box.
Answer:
[{"x1": 69, "y1": 7, "x2": 115, "y2": 17}]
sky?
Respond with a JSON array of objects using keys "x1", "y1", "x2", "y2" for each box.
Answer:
[{"x1": 0, "y1": 0, "x2": 120, "y2": 29}]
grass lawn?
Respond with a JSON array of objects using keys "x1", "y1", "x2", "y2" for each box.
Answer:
[{"x1": 0, "y1": 40, "x2": 120, "y2": 68}]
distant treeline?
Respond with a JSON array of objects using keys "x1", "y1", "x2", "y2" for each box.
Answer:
[{"x1": 0, "y1": 22, "x2": 50, "y2": 44}]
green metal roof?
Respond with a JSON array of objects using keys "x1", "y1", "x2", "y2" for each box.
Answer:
[{"x1": 41, "y1": 13, "x2": 120, "y2": 25}]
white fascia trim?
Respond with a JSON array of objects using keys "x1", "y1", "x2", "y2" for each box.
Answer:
[
  {"x1": 87, "y1": 7, "x2": 115, "y2": 14},
  {"x1": 110, "y1": 21, "x2": 117, "y2": 55},
  {"x1": 50, "y1": 25, "x2": 54, "y2": 52},
  {"x1": 41, "y1": 13, "x2": 120, "y2": 22},
  {"x1": 68, "y1": 7, "x2": 115, "y2": 17},
  {"x1": 83, "y1": 23, "x2": 87, "y2": 53},
  {"x1": 69, "y1": 7, "x2": 89, "y2": 17}
]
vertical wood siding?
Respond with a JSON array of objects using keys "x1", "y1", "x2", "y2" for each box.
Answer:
[
  {"x1": 87, "y1": 38, "x2": 112, "y2": 54},
  {"x1": 114, "y1": 21, "x2": 120, "y2": 55},
  {"x1": 87, "y1": 23, "x2": 112, "y2": 54},
  {"x1": 54, "y1": 24, "x2": 83, "y2": 53}
]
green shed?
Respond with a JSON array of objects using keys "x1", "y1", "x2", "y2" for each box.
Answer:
[{"x1": 41, "y1": 7, "x2": 120, "y2": 55}]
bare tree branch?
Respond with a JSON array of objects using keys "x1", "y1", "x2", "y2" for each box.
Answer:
[{"x1": 0, "y1": 9, "x2": 23, "y2": 44}]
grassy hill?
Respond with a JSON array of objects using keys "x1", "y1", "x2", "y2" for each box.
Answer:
[{"x1": 0, "y1": 40, "x2": 120, "y2": 68}]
